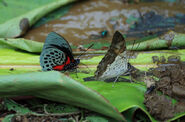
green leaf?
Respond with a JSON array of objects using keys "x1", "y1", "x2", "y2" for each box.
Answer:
[
  {"x1": 122, "y1": 107, "x2": 138, "y2": 122},
  {"x1": 85, "y1": 116, "x2": 109, "y2": 122},
  {"x1": 127, "y1": 31, "x2": 185, "y2": 51},
  {"x1": 0, "y1": 38, "x2": 43, "y2": 53},
  {"x1": 70, "y1": 68, "x2": 185, "y2": 122},
  {"x1": 0, "y1": 71, "x2": 125, "y2": 121},
  {"x1": 1, "y1": 31, "x2": 185, "y2": 53},
  {"x1": 83, "y1": 42, "x2": 110, "y2": 50},
  {"x1": 0, "y1": 31, "x2": 184, "y2": 56},
  {"x1": 3, "y1": 99, "x2": 34, "y2": 114},
  {"x1": 0, "y1": 0, "x2": 55, "y2": 24},
  {"x1": 2, "y1": 114, "x2": 14, "y2": 122},
  {"x1": 0, "y1": 57, "x2": 185, "y2": 121},
  {"x1": 0, "y1": 0, "x2": 76, "y2": 38},
  {"x1": 45, "y1": 103, "x2": 79, "y2": 113},
  {"x1": 0, "y1": 48, "x2": 39, "y2": 65}
]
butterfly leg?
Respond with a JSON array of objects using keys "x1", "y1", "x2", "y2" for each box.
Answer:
[
  {"x1": 129, "y1": 75, "x2": 135, "y2": 83},
  {"x1": 112, "y1": 75, "x2": 120, "y2": 88},
  {"x1": 75, "y1": 68, "x2": 78, "y2": 78}
]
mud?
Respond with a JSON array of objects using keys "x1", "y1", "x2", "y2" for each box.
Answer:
[
  {"x1": 23, "y1": 0, "x2": 185, "y2": 47},
  {"x1": 144, "y1": 61, "x2": 185, "y2": 121},
  {"x1": 144, "y1": 93, "x2": 175, "y2": 120}
]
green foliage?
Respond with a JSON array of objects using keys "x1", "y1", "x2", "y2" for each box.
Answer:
[
  {"x1": 0, "y1": 48, "x2": 39, "y2": 65},
  {"x1": 2, "y1": 114, "x2": 14, "y2": 122},
  {"x1": 45, "y1": 103, "x2": 79, "y2": 113},
  {"x1": 0, "y1": 38, "x2": 43, "y2": 53},
  {"x1": 3, "y1": 99, "x2": 34, "y2": 114},
  {"x1": 0, "y1": 57, "x2": 185, "y2": 121},
  {"x1": 127, "y1": 32, "x2": 185, "y2": 51},
  {"x1": 0, "y1": 31, "x2": 185, "y2": 53},
  {"x1": 0, "y1": 0, "x2": 76, "y2": 38},
  {"x1": 85, "y1": 116, "x2": 109, "y2": 122},
  {"x1": 0, "y1": 0, "x2": 56, "y2": 24},
  {"x1": 0, "y1": 32, "x2": 185, "y2": 121},
  {"x1": 83, "y1": 42, "x2": 110, "y2": 50},
  {"x1": 0, "y1": 72, "x2": 125, "y2": 121},
  {"x1": 70, "y1": 68, "x2": 185, "y2": 122}
]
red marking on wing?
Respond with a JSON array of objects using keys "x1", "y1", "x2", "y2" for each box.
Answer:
[
  {"x1": 53, "y1": 57, "x2": 70, "y2": 70},
  {"x1": 66, "y1": 56, "x2": 71, "y2": 65}
]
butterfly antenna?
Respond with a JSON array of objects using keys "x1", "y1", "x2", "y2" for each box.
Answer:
[
  {"x1": 128, "y1": 40, "x2": 136, "y2": 59},
  {"x1": 129, "y1": 40, "x2": 141, "y2": 62},
  {"x1": 77, "y1": 44, "x2": 94, "y2": 59},
  {"x1": 80, "y1": 62, "x2": 91, "y2": 73}
]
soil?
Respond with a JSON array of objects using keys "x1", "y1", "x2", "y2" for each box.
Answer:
[{"x1": 144, "y1": 61, "x2": 185, "y2": 121}]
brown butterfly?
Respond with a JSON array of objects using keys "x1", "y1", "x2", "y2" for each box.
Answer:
[{"x1": 94, "y1": 31, "x2": 133, "y2": 82}]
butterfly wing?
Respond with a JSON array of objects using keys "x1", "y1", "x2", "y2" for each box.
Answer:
[
  {"x1": 42, "y1": 32, "x2": 72, "y2": 53},
  {"x1": 94, "y1": 31, "x2": 128, "y2": 80},
  {"x1": 40, "y1": 32, "x2": 74, "y2": 71}
]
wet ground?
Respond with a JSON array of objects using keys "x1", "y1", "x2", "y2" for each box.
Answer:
[
  {"x1": 23, "y1": 0, "x2": 185, "y2": 48},
  {"x1": 144, "y1": 61, "x2": 185, "y2": 121}
]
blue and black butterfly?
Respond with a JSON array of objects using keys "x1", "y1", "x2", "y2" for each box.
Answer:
[{"x1": 40, "y1": 32, "x2": 80, "y2": 71}]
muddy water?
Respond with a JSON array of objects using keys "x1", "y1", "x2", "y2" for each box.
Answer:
[{"x1": 23, "y1": 0, "x2": 185, "y2": 46}]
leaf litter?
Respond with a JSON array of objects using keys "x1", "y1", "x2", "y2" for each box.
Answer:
[
  {"x1": 144, "y1": 56, "x2": 185, "y2": 121},
  {"x1": 0, "y1": 98, "x2": 111, "y2": 122}
]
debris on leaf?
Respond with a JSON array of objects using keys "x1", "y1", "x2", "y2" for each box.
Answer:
[{"x1": 144, "y1": 61, "x2": 185, "y2": 121}]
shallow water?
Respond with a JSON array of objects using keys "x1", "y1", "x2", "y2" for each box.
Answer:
[{"x1": 23, "y1": 0, "x2": 185, "y2": 47}]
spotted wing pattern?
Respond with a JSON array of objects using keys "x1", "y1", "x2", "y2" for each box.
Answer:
[
  {"x1": 40, "y1": 32, "x2": 73, "y2": 71},
  {"x1": 40, "y1": 48, "x2": 66, "y2": 71}
]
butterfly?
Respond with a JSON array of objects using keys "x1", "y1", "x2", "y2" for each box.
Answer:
[
  {"x1": 40, "y1": 32, "x2": 80, "y2": 71},
  {"x1": 94, "y1": 31, "x2": 133, "y2": 81}
]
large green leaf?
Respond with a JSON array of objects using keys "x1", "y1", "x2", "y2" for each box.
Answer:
[
  {"x1": 3, "y1": 99, "x2": 35, "y2": 114},
  {"x1": 1, "y1": 47, "x2": 185, "y2": 66},
  {"x1": 1, "y1": 67, "x2": 185, "y2": 121},
  {"x1": 1, "y1": 31, "x2": 185, "y2": 52},
  {"x1": 81, "y1": 49, "x2": 185, "y2": 65},
  {"x1": 0, "y1": 0, "x2": 75, "y2": 38},
  {"x1": 0, "y1": 38, "x2": 43, "y2": 53},
  {"x1": 127, "y1": 31, "x2": 185, "y2": 50},
  {"x1": 0, "y1": 71, "x2": 125, "y2": 121},
  {"x1": 0, "y1": 57, "x2": 185, "y2": 121},
  {"x1": 1, "y1": 46, "x2": 185, "y2": 121},
  {"x1": 0, "y1": 48, "x2": 39, "y2": 65},
  {"x1": 69, "y1": 68, "x2": 185, "y2": 122},
  {"x1": 0, "y1": 0, "x2": 56, "y2": 24}
]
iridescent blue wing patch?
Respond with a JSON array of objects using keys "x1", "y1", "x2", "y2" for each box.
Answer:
[{"x1": 42, "y1": 32, "x2": 72, "y2": 53}]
